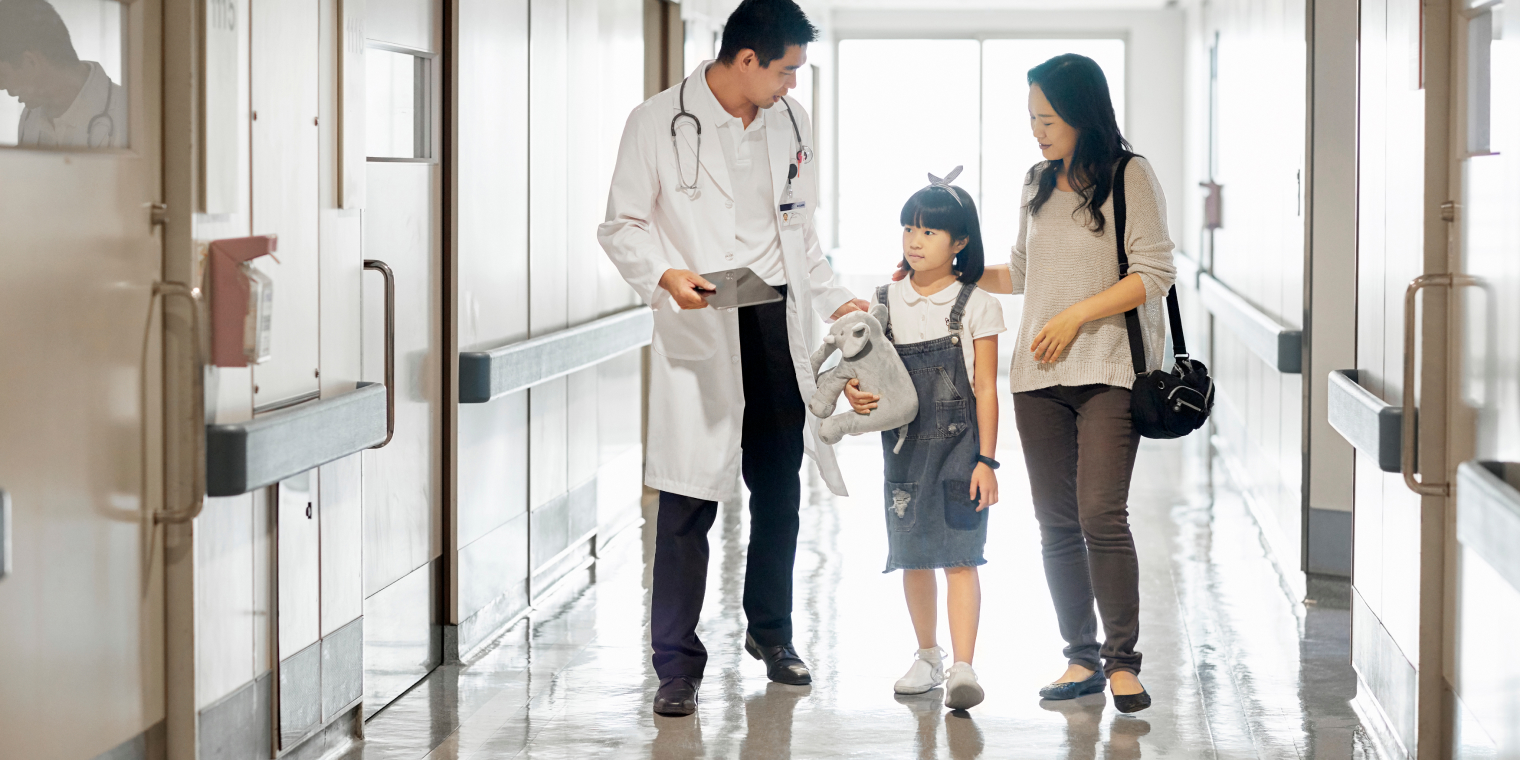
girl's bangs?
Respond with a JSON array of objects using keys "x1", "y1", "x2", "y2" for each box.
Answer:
[{"x1": 900, "y1": 187, "x2": 968, "y2": 235}]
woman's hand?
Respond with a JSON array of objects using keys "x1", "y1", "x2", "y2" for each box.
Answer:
[
  {"x1": 1031, "y1": 306, "x2": 1087, "y2": 363},
  {"x1": 843, "y1": 379, "x2": 879, "y2": 414},
  {"x1": 970, "y1": 463, "x2": 998, "y2": 510},
  {"x1": 891, "y1": 261, "x2": 910, "y2": 281}
]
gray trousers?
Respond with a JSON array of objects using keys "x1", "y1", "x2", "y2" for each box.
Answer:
[{"x1": 1012, "y1": 384, "x2": 1143, "y2": 676}]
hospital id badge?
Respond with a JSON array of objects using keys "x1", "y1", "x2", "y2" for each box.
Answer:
[{"x1": 779, "y1": 201, "x2": 807, "y2": 229}]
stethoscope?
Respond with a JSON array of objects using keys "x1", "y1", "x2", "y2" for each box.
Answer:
[
  {"x1": 671, "y1": 73, "x2": 812, "y2": 196},
  {"x1": 86, "y1": 86, "x2": 115, "y2": 148}
]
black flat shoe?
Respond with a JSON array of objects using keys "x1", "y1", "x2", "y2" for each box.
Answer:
[
  {"x1": 1113, "y1": 689, "x2": 1152, "y2": 714},
  {"x1": 744, "y1": 632, "x2": 812, "y2": 685},
  {"x1": 1038, "y1": 670, "x2": 1106, "y2": 700},
  {"x1": 653, "y1": 676, "x2": 701, "y2": 716}
]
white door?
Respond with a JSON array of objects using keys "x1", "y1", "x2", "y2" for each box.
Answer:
[
  {"x1": 0, "y1": 0, "x2": 168, "y2": 757},
  {"x1": 1446, "y1": 2, "x2": 1520, "y2": 756}
]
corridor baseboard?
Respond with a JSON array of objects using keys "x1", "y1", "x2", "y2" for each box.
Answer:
[
  {"x1": 90, "y1": 721, "x2": 166, "y2": 760},
  {"x1": 1306, "y1": 508, "x2": 1352, "y2": 577},
  {"x1": 198, "y1": 672, "x2": 271, "y2": 760},
  {"x1": 1350, "y1": 587, "x2": 1417, "y2": 757}
]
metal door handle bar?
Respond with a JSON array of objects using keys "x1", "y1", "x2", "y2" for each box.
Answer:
[
  {"x1": 154, "y1": 282, "x2": 207, "y2": 524},
  {"x1": 364, "y1": 260, "x2": 396, "y2": 447},
  {"x1": 1455, "y1": 461, "x2": 1520, "y2": 594},
  {"x1": 1197, "y1": 272, "x2": 1302, "y2": 373},
  {"x1": 1327, "y1": 369, "x2": 1404, "y2": 473},
  {"x1": 1401, "y1": 274, "x2": 1480, "y2": 496},
  {"x1": 458, "y1": 306, "x2": 653, "y2": 403}
]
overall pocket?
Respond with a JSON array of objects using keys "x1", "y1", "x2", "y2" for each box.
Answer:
[
  {"x1": 885, "y1": 481, "x2": 918, "y2": 532},
  {"x1": 942, "y1": 480, "x2": 986, "y2": 531},
  {"x1": 906, "y1": 366, "x2": 967, "y2": 440}
]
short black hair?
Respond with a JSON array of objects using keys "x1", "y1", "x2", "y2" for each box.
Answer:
[
  {"x1": 899, "y1": 184, "x2": 986, "y2": 285},
  {"x1": 0, "y1": 0, "x2": 81, "y2": 67},
  {"x1": 717, "y1": 0, "x2": 818, "y2": 68}
]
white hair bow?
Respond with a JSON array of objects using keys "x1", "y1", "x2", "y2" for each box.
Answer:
[{"x1": 926, "y1": 166, "x2": 965, "y2": 206}]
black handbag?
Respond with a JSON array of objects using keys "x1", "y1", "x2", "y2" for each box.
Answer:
[{"x1": 1113, "y1": 154, "x2": 1215, "y2": 439}]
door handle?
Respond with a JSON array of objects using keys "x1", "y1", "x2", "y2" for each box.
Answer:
[
  {"x1": 363, "y1": 260, "x2": 396, "y2": 448},
  {"x1": 154, "y1": 282, "x2": 207, "y2": 523},
  {"x1": 1401, "y1": 273, "x2": 1479, "y2": 496}
]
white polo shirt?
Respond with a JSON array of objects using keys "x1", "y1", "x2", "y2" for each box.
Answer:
[
  {"x1": 886, "y1": 278, "x2": 1006, "y2": 391},
  {"x1": 696, "y1": 66, "x2": 786, "y2": 286}
]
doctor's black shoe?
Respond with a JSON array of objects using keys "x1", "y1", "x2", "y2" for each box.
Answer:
[
  {"x1": 744, "y1": 632, "x2": 813, "y2": 685},
  {"x1": 1038, "y1": 669, "x2": 1106, "y2": 700},
  {"x1": 653, "y1": 676, "x2": 701, "y2": 716}
]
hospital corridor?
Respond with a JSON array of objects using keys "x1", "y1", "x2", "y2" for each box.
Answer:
[{"x1": 2, "y1": 0, "x2": 1519, "y2": 758}]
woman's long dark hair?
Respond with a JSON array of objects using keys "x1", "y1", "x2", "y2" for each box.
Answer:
[
  {"x1": 899, "y1": 184, "x2": 985, "y2": 284},
  {"x1": 1025, "y1": 53, "x2": 1132, "y2": 234}
]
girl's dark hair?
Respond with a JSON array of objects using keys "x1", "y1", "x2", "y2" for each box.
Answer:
[
  {"x1": 899, "y1": 184, "x2": 985, "y2": 285},
  {"x1": 1025, "y1": 53, "x2": 1133, "y2": 234}
]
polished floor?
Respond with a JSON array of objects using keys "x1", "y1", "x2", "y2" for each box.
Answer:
[{"x1": 338, "y1": 396, "x2": 1382, "y2": 759}]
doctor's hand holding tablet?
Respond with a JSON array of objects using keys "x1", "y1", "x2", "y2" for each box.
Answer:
[{"x1": 659, "y1": 266, "x2": 868, "y2": 317}]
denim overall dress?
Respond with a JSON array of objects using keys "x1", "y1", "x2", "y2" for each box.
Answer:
[{"x1": 876, "y1": 283, "x2": 988, "y2": 572}]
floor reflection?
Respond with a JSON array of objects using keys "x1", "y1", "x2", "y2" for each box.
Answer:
[{"x1": 341, "y1": 394, "x2": 1383, "y2": 759}]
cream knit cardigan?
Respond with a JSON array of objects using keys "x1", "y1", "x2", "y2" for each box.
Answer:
[{"x1": 1008, "y1": 156, "x2": 1177, "y2": 393}]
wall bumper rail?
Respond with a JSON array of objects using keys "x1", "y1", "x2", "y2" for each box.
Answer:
[
  {"x1": 1327, "y1": 369, "x2": 1403, "y2": 473},
  {"x1": 1456, "y1": 461, "x2": 1520, "y2": 594},
  {"x1": 1197, "y1": 272, "x2": 1302, "y2": 373},
  {"x1": 459, "y1": 306, "x2": 653, "y2": 403},
  {"x1": 205, "y1": 383, "x2": 389, "y2": 497}
]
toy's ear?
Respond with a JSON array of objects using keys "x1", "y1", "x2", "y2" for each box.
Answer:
[
  {"x1": 841, "y1": 322, "x2": 871, "y2": 358},
  {"x1": 869, "y1": 302, "x2": 889, "y2": 326}
]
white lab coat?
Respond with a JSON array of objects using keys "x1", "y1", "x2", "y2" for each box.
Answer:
[{"x1": 598, "y1": 61, "x2": 855, "y2": 503}]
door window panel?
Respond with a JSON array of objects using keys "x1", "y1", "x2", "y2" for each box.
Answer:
[
  {"x1": 0, "y1": 0, "x2": 128, "y2": 149},
  {"x1": 366, "y1": 46, "x2": 430, "y2": 159}
]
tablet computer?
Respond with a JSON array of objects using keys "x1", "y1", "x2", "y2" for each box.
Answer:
[{"x1": 697, "y1": 267, "x2": 784, "y2": 309}]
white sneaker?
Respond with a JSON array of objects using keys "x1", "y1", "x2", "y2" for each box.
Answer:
[
  {"x1": 944, "y1": 662, "x2": 985, "y2": 710},
  {"x1": 893, "y1": 647, "x2": 946, "y2": 695}
]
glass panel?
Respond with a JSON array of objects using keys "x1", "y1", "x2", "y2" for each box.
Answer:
[
  {"x1": 366, "y1": 47, "x2": 428, "y2": 159},
  {"x1": 981, "y1": 39, "x2": 1127, "y2": 255},
  {"x1": 0, "y1": 0, "x2": 128, "y2": 149}
]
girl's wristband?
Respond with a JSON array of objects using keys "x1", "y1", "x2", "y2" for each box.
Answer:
[{"x1": 976, "y1": 455, "x2": 1000, "y2": 470}]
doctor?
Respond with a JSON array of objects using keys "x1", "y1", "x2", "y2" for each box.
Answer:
[
  {"x1": 0, "y1": 0, "x2": 128, "y2": 149},
  {"x1": 599, "y1": 0, "x2": 865, "y2": 717}
]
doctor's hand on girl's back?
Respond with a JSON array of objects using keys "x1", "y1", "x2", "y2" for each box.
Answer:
[{"x1": 657, "y1": 268, "x2": 870, "y2": 318}]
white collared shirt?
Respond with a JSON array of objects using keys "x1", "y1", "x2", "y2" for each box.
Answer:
[
  {"x1": 695, "y1": 65, "x2": 785, "y2": 286},
  {"x1": 886, "y1": 278, "x2": 1006, "y2": 390},
  {"x1": 18, "y1": 61, "x2": 127, "y2": 149}
]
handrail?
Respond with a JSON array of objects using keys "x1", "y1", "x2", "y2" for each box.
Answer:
[
  {"x1": 1196, "y1": 271, "x2": 1302, "y2": 373},
  {"x1": 205, "y1": 383, "x2": 389, "y2": 497},
  {"x1": 1327, "y1": 370, "x2": 1404, "y2": 473},
  {"x1": 459, "y1": 306, "x2": 653, "y2": 403},
  {"x1": 154, "y1": 282, "x2": 207, "y2": 524},
  {"x1": 364, "y1": 260, "x2": 396, "y2": 447},
  {"x1": 1174, "y1": 250, "x2": 1201, "y2": 289},
  {"x1": 1456, "y1": 461, "x2": 1520, "y2": 593}
]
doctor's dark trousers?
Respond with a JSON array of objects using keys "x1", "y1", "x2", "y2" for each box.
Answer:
[{"x1": 651, "y1": 287, "x2": 805, "y2": 680}]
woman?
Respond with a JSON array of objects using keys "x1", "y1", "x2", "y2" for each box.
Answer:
[
  {"x1": 995, "y1": 52, "x2": 1174, "y2": 713},
  {"x1": 858, "y1": 53, "x2": 1175, "y2": 711}
]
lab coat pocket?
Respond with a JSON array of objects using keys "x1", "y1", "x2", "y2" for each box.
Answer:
[{"x1": 651, "y1": 305, "x2": 720, "y2": 361}]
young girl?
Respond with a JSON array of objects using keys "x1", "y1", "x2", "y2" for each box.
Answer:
[{"x1": 849, "y1": 168, "x2": 1005, "y2": 710}]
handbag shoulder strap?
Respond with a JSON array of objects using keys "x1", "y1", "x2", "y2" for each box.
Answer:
[{"x1": 1113, "y1": 154, "x2": 1191, "y2": 373}]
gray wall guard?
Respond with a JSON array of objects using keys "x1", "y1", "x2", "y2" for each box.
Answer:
[
  {"x1": 206, "y1": 383, "x2": 389, "y2": 496},
  {"x1": 1327, "y1": 369, "x2": 1404, "y2": 473},
  {"x1": 1197, "y1": 272, "x2": 1303, "y2": 373},
  {"x1": 459, "y1": 307, "x2": 652, "y2": 403},
  {"x1": 1456, "y1": 461, "x2": 1520, "y2": 595}
]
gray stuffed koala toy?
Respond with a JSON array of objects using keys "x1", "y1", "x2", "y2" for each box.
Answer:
[{"x1": 808, "y1": 303, "x2": 918, "y2": 451}]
